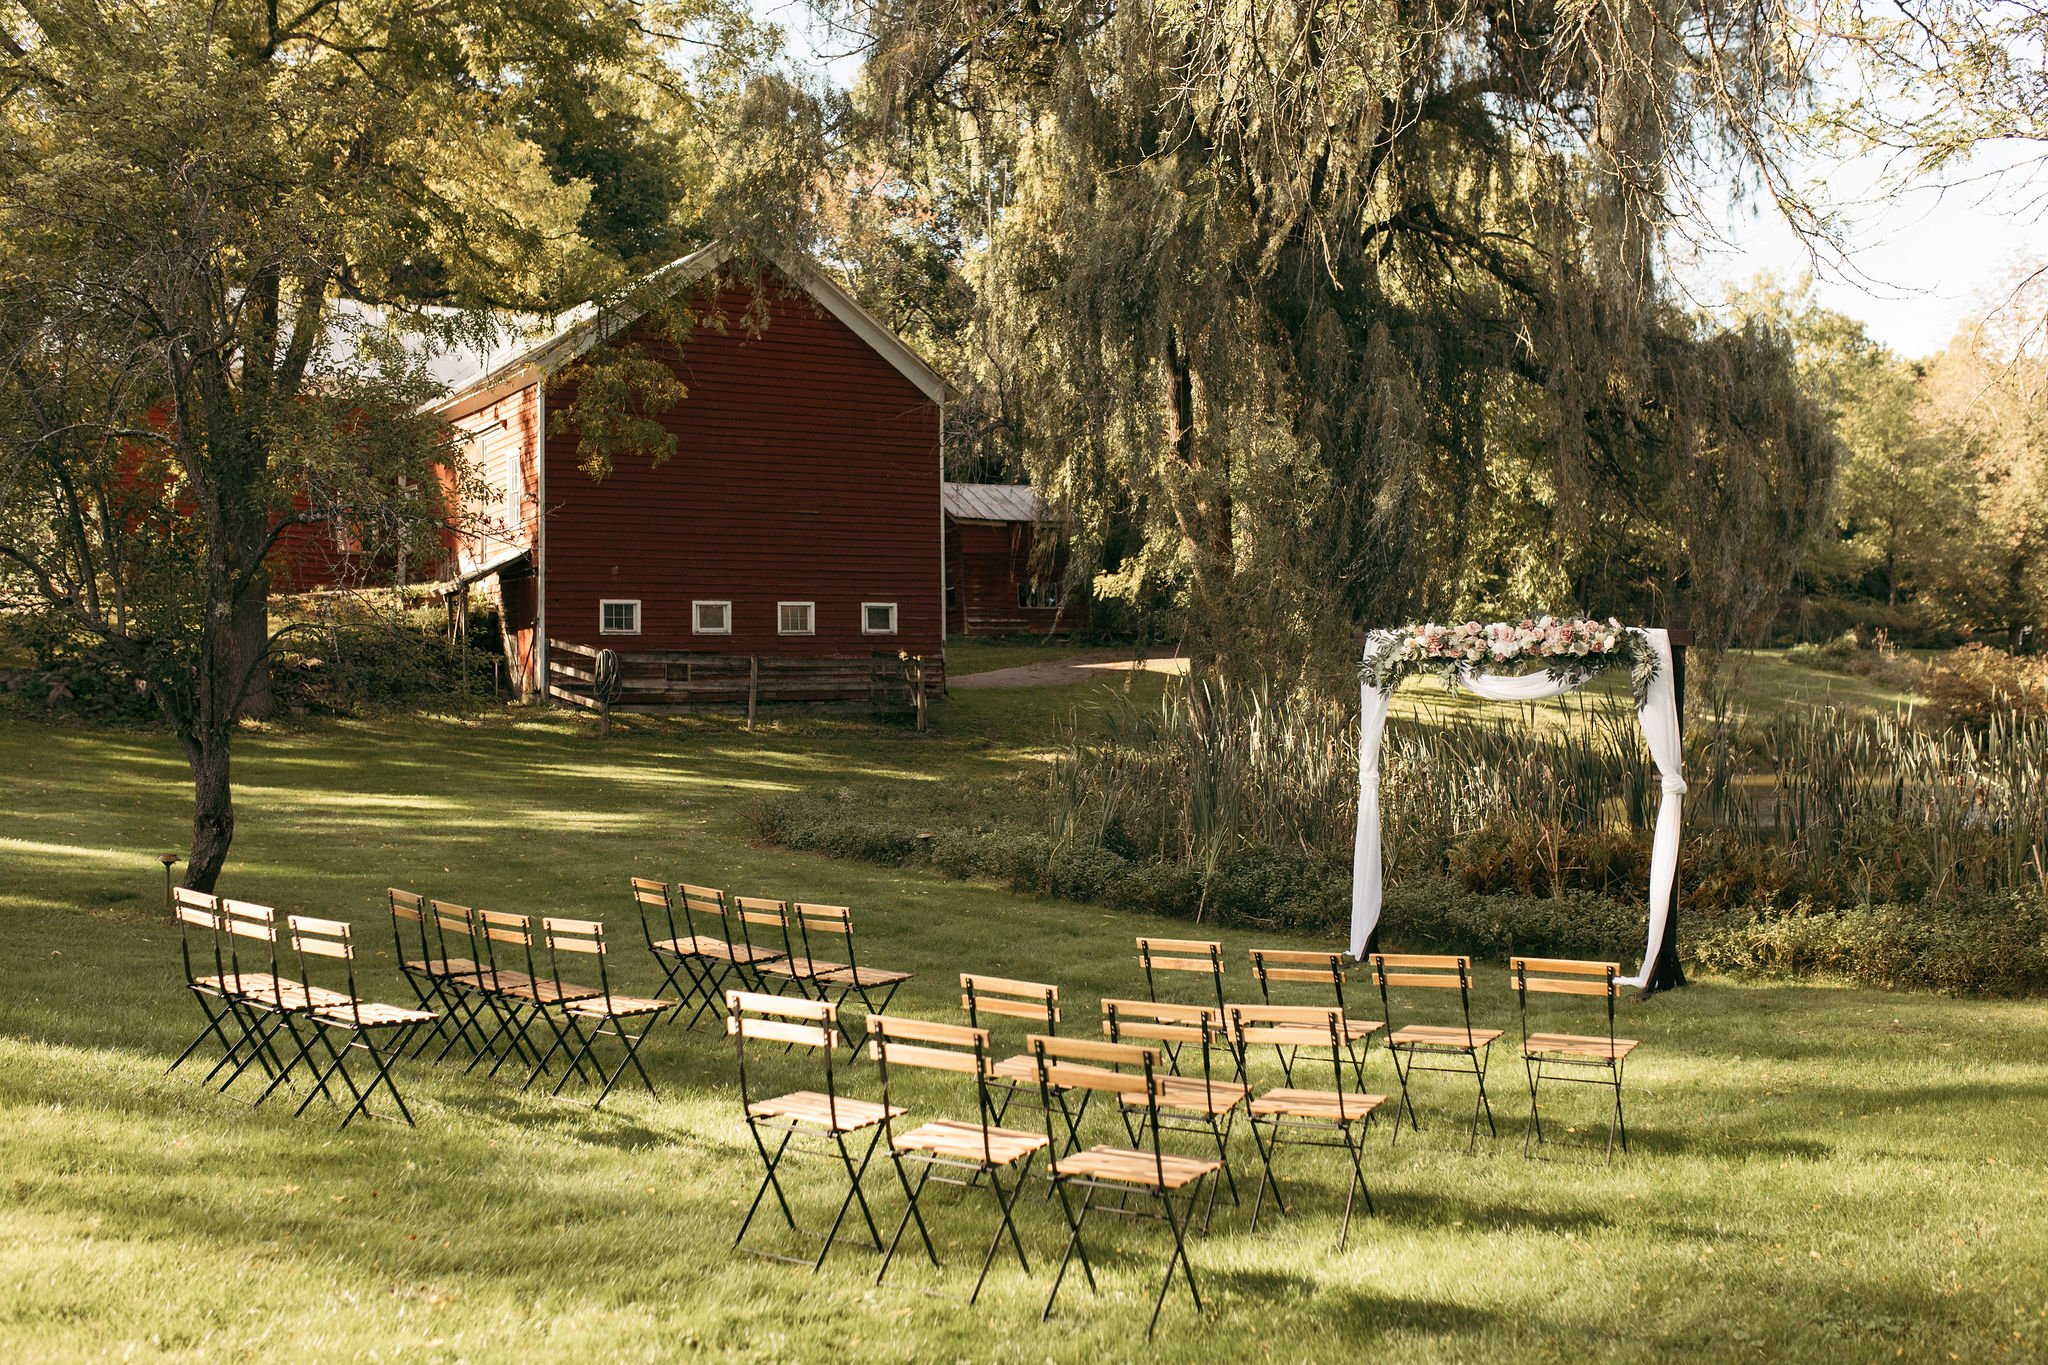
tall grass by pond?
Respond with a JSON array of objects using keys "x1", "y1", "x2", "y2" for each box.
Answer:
[{"x1": 1048, "y1": 676, "x2": 2048, "y2": 911}]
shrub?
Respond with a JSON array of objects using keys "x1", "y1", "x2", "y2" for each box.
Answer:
[
  {"x1": 1688, "y1": 894, "x2": 2048, "y2": 995},
  {"x1": 1922, "y1": 644, "x2": 2048, "y2": 729}
]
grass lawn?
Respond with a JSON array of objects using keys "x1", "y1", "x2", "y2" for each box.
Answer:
[{"x1": 4, "y1": 669, "x2": 2041, "y2": 1361}]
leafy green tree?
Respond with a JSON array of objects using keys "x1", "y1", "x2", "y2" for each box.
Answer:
[
  {"x1": 830, "y1": 0, "x2": 1837, "y2": 675},
  {"x1": 0, "y1": 0, "x2": 739, "y2": 890}
]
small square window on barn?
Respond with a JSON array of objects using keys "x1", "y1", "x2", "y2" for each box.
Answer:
[
  {"x1": 862, "y1": 602, "x2": 898, "y2": 635},
  {"x1": 777, "y1": 601, "x2": 815, "y2": 636},
  {"x1": 692, "y1": 600, "x2": 732, "y2": 635},
  {"x1": 599, "y1": 599, "x2": 641, "y2": 635}
]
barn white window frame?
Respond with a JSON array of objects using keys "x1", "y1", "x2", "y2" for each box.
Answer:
[
  {"x1": 599, "y1": 599, "x2": 642, "y2": 635},
  {"x1": 777, "y1": 601, "x2": 816, "y2": 636},
  {"x1": 861, "y1": 602, "x2": 899, "y2": 635},
  {"x1": 692, "y1": 600, "x2": 732, "y2": 635}
]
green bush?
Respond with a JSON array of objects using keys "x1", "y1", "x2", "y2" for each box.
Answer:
[
  {"x1": 1689, "y1": 894, "x2": 2048, "y2": 995},
  {"x1": 1922, "y1": 644, "x2": 2048, "y2": 729}
]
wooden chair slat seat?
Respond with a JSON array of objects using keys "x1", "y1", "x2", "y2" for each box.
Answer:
[
  {"x1": 746, "y1": 1089, "x2": 901, "y2": 1133},
  {"x1": 1524, "y1": 1031, "x2": 1638, "y2": 1060},
  {"x1": 195, "y1": 973, "x2": 352, "y2": 1011},
  {"x1": 564, "y1": 992, "x2": 672, "y2": 1020},
  {"x1": 1248, "y1": 1087, "x2": 1389, "y2": 1121},
  {"x1": 310, "y1": 1001, "x2": 436, "y2": 1029},
  {"x1": 1122, "y1": 1074, "x2": 1249, "y2": 1115},
  {"x1": 1387, "y1": 1023, "x2": 1504, "y2": 1051},
  {"x1": 817, "y1": 964, "x2": 913, "y2": 988},
  {"x1": 653, "y1": 935, "x2": 783, "y2": 964},
  {"x1": 759, "y1": 955, "x2": 850, "y2": 979},
  {"x1": 498, "y1": 978, "x2": 602, "y2": 1006},
  {"x1": 889, "y1": 1118, "x2": 1048, "y2": 1164},
  {"x1": 1050, "y1": 1145, "x2": 1218, "y2": 1190},
  {"x1": 404, "y1": 955, "x2": 487, "y2": 978}
]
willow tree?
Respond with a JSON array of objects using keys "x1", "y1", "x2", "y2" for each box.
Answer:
[
  {"x1": 830, "y1": 0, "x2": 1835, "y2": 673},
  {"x1": 0, "y1": 0, "x2": 742, "y2": 891}
]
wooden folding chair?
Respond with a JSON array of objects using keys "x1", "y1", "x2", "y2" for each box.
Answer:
[
  {"x1": 635, "y1": 879, "x2": 784, "y2": 1028},
  {"x1": 1101, "y1": 999, "x2": 1247, "y2": 1229},
  {"x1": 183, "y1": 894, "x2": 352, "y2": 1103},
  {"x1": 1029, "y1": 1035, "x2": 1221, "y2": 1337},
  {"x1": 531, "y1": 917, "x2": 674, "y2": 1108},
  {"x1": 1370, "y1": 953, "x2": 1503, "y2": 1151},
  {"x1": 1247, "y1": 947, "x2": 1384, "y2": 1088},
  {"x1": 167, "y1": 888, "x2": 267, "y2": 1087},
  {"x1": 1511, "y1": 957, "x2": 1639, "y2": 1162},
  {"x1": 760, "y1": 902, "x2": 912, "y2": 1051},
  {"x1": 960, "y1": 973, "x2": 1062, "y2": 1127},
  {"x1": 276, "y1": 915, "x2": 435, "y2": 1129},
  {"x1": 739, "y1": 897, "x2": 824, "y2": 998},
  {"x1": 1227, "y1": 1004, "x2": 1387, "y2": 1249},
  {"x1": 1136, "y1": 937, "x2": 1225, "y2": 1070},
  {"x1": 869, "y1": 1015, "x2": 1049, "y2": 1302},
  {"x1": 421, "y1": 899, "x2": 517, "y2": 1066},
  {"x1": 728, "y1": 990, "x2": 902, "y2": 1271},
  {"x1": 388, "y1": 888, "x2": 471, "y2": 1060}
]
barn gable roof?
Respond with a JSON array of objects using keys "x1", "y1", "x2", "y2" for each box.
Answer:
[
  {"x1": 428, "y1": 244, "x2": 951, "y2": 417},
  {"x1": 943, "y1": 482, "x2": 1046, "y2": 523}
]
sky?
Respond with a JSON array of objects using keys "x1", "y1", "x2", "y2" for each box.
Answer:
[{"x1": 753, "y1": 0, "x2": 2048, "y2": 361}]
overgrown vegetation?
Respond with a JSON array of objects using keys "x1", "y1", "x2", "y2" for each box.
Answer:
[{"x1": 753, "y1": 661, "x2": 2048, "y2": 993}]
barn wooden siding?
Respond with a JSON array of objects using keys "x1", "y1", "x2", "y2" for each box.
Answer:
[
  {"x1": 540, "y1": 274, "x2": 943, "y2": 665},
  {"x1": 452, "y1": 385, "x2": 542, "y2": 694},
  {"x1": 945, "y1": 519, "x2": 1080, "y2": 636}
]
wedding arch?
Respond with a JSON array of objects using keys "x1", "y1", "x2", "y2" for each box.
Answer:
[{"x1": 1350, "y1": 620, "x2": 1685, "y2": 989}]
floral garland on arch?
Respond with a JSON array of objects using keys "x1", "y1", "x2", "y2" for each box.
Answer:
[{"x1": 1361, "y1": 617, "x2": 1661, "y2": 699}]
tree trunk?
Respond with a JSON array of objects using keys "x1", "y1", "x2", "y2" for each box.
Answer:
[
  {"x1": 235, "y1": 570, "x2": 276, "y2": 720},
  {"x1": 181, "y1": 731, "x2": 235, "y2": 893}
]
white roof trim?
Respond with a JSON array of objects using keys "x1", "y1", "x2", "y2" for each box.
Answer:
[{"x1": 432, "y1": 244, "x2": 951, "y2": 411}]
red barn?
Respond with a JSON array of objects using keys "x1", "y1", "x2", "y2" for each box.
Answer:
[
  {"x1": 943, "y1": 482, "x2": 1085, "y2": 636},
  {"x1": 434, "y1": 247, "x2": 951, "y2": 708}
]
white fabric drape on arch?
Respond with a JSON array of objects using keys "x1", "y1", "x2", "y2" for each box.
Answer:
[{"x1": 1349, "y1": 627, "x2": 1685, "y2": 989}]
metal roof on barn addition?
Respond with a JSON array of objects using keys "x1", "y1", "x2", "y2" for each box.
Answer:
[{"x1": 943, "y1": 482, "x2": 1045, "y2": 523}]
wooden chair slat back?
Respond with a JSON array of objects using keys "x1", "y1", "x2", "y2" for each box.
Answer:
[
  {"x1": 867, "y1": 1015, "x2": 989, "y2": 1076},
  {"x1": 629, "y1": 879, "x2": 669, "y2": 910},
  {"x1": 959, "y1": 973, "x2": 1060, "y2": 1030},
  {"x1": 791, "y1": 903, "x2": 851, "y2": 935},
  {"x1": 430, "y1": 899, "x2": 475, "y2": 938},
  {"x1": 732, "y1": 895, "x2": 787, "y2": 929},
  {"x1": 388, "y1": 888, "x2": 427, "y2": 921},
  {"x1": 1138, "y1": 937, "x2": 1221, "y2": 955},
  {"x1": 288, "y1": 915, "x2": 353, "y2": 959},
  {"x1": 678, "y1": 884, "x2": 729, "y2": 920},
  {"x1": 1523, "y1": 977, "x2": 1615, "y2": 997},
  {"x1": 726, "y1": 990, "x2": 836, "y2": 1051},
  {"x1": 543, "y1": 917, "x2": 605, "y2": 954},
  {"x1": 1511, "y1": 957, "x2": 1619, "y2": 976},
  {"x1": 1373, "y1": 952, "x2": 1469, "y2": 970}
]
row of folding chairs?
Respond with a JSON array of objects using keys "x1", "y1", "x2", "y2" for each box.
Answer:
[
  {"x1": 387, "y1": 890, "x2": 672, "y2": 1109},
  {"x1": 630, "y1": 877, "x2": 911, "y2": 1048},
  {"x1": 727, "y1": 948, "x2": 1640, "y2": 1335},
  {"x1": 1136, "y1": 937, "x2": 1640, "y2": 1158},
  {"x1": 169, "y1": 888, "x2": 434, "y2": 1129}
]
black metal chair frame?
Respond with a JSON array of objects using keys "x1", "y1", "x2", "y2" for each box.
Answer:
[
  {"x1": 529, "y1": 917, "x2": 673, "y2": 1108},
  {"x1": 270, "y1": 915, "x2": 434, "y2": 1130},
  {"x1": 1512, "y1": 957, "x2": 1635, "y2": 1162},
  {"x1": 961, "y1": 972, "x2": 1066, "y2": 1132},
  {"x1": 1030, "y1": 1034, "x2": 1219, "y2": 1338},
  {"x1": 388, "y1": 888, "x2": 473, "y2": 1061},
  {"x1": 1136, "y1": 937, "x2": 1226, "y2": 1071},
  {"x1": 424, "y1": 899, "x2": 524, "y2": 1069},
  {"x1": 1248, "y1": 947, "x2": 1383, "y2": 1089},
  {"x1": 471, "y1": 908, "x2": 599, "y2": 1086},
  {"x1": 1372, "y1": 953, "x2": 1501, "y2": 1152},
  {"x1": 1229, "y1": 1003, "x2": 1385, "y2": 1249},
  {"x1": 1101, "y1": 998, "x2": 1245, "y2": 1230},
  {"x1": 869, "y1": 1014, "x2": 1048, "y2": 1303},
  {"x1": 729, "y1": 990, "x2": 898, "y2": 1272},
  {"x1": 167, "y1": 889, "x2": 289, "y2": 1093}
]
